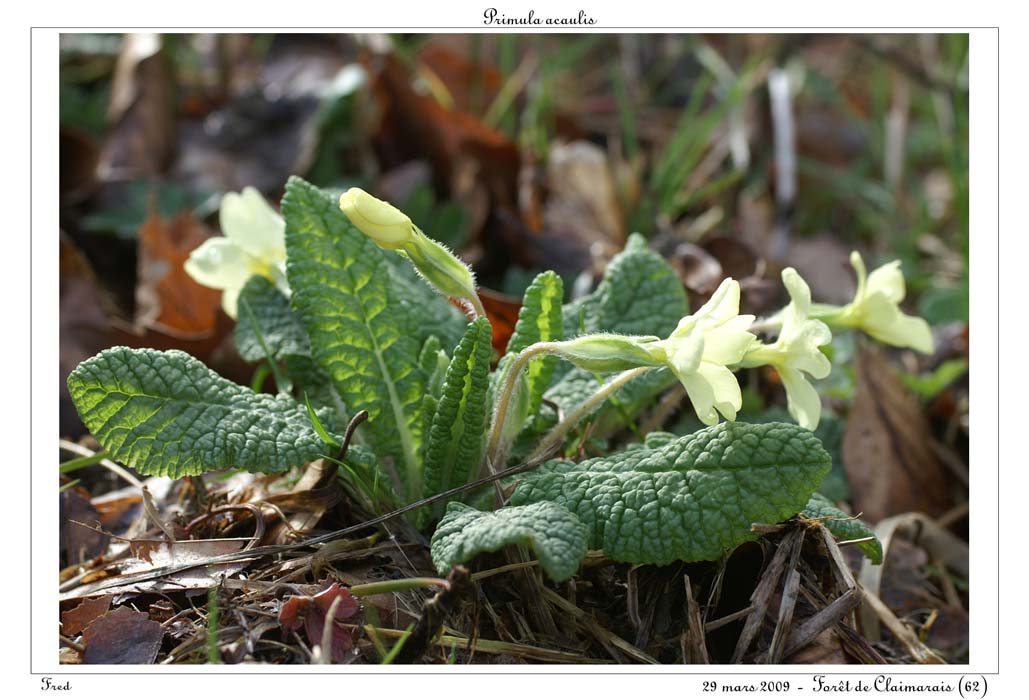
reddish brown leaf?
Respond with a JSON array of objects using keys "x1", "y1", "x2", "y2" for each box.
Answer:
[
  {"x1": 279, "y1": 582, "x2": 359, "y2": 662},
  {"x1": 477, "y1": 287, "x2": 521, "y2": 355},
  {"x1": 135, "y1": 211, "x2": 223, "y2": 336},
  {"x1": 62, "y1": 596, "x2": 113, "y2": 636},
  {"x1": 82, "y1": 606, "x2": 164, "y2": 664},
  {"x1": 842, "y1": 346, "x2": 954, "y2": 522}
]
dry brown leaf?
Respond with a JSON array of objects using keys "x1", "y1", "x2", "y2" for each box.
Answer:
[
  {"x1": 61, "y1": 595, "x2": 113, "y2": 636},
  {"x1": 60, "y1": 483, "x2": 108, "y2": 567},
  {"x1": 542, "y1": 140, "x2": 625, "y2": 253},
  {"x1": 842, "y1": 346, "x2": 954, "y2": 522},
  {"x1": 82, "y1": 606, "x2": 165, "y2": 664},
  {"x1": 61, "y1": 538, "x2": 250, "y2": 601},
  {"x1": 135, "y1": 211, "x2": 223, "y2": 336}
]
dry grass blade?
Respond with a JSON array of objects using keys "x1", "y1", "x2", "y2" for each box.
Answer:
[
  {"x1": 765, "y1": 569, "x2": 801, "y2": 663},
  {"x1": 683, "y1": 573, "x2": 709, "y2": 663},
  {"x1": 861, "y1": 586, "x2": 946, "y2": 664},
  {"x1": 858, "y1": 512, "x2": 969, "y2": 642},
  {"x1": 784, "y1": 586, "x2": 863, "y2": 657},
  {"x1": 540, "y1": 587, "x2": 659, "y2": 664},
  {"x1": 731, "y1": 527, "x2": 804, "y2": 663}
]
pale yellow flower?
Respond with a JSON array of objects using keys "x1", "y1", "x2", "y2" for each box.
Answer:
[
  {"x1": 184, "y1": 187, "x2": 288, "y2": 319},
  {"x1": 742, "y1": 268, "x2": 832, "y2": 430},
  {"x1": 653, "y1": 279, "x2": 756, "y2": 425},
  {"x1": 830, "y1": 252, "x2": 934, "y2": 354}
]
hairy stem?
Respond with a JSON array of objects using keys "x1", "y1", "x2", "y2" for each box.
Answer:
[
  {"x1": 482, "y1": 342, "x2": 559, "y2": 474},
  {"x1": 527, "y1": 366, "x2": 654, "y2": 463}
]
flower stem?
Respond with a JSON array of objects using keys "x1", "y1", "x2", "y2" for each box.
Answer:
[
  {"x1": 527, "y1": 366, "x2": 653, "y2": 463},
  {"x1": 349, "y1": 577, "x2": 449, "y2": 597},
  {"x1": 482, "y1": 342, "x2": 558, "y2": 474}
]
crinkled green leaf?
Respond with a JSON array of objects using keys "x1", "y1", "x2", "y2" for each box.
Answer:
[
  {"x1": 421, "y1": 318, "x2": 493, "y2": 520},
  {"x1": 802, "y1": 492, "x2": 883, "y2": 565},
  {"x1": 418, "y1": 335, "x2": 450, "y2": 398},
  {"x1": 740, "y1": 406, "x2": 849, "y2": 501},
  {"x1": 234, "y1": 276, "x2": 310, "y2": 363},
  {"x1": 511, "y1": 422, "x2": 830, "y2": 565},
  {"x1": 431, "y1": 502, "x2": 588, "y2": 581},
  {"x1": 67, "y1": 347, "x2": 339, "y2": 478},
  {"x1": 546, "y1": 234, "x2": 687, "y2": 432},
  {"x1": 505, "y1": 271, "x2": 564, "y2": 417},
  {"x1": 562, "y1": 234, "x2": 687, "y2": 338},
  {"x1": 283, "y1": 176, "x2": 427, "y2": 499}
]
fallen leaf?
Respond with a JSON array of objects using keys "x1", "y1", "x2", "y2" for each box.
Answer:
[
  {"x1": 842, "y1": 346, "x2": 954, "y2": 522},
  {"x1": 135, "y1": 211, "x2": 223, "y2": 336},
  {"x1": 62, "y1": 595, "x2": 113, "y2": 636},
  {"x1": 60, "y1": 482, "x2": 108, "y2": 567},
  {"x1": 61, "y1": 538, "x2": 250, "y2": 601},
  {"x1": 673, "y1": 242, "x2": 723, "y2": 295},
  {"x1": 60, "y1": 235, "x2": 120, "y2": 436},
  {"x1": 279, "y1": 582, "x2": 360, "y2": 662},
  {"x1": 541, "y1": 140, "x2": 625, "y2": 255},
  {"x1": 477, "y1": 287, "x2": 522, "y2": 355},
  {"x1": 82, "y1": 606, "x2": 164, "y2": 664}
]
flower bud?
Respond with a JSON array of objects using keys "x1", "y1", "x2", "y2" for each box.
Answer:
[
  {"x1": 551, "y1": 334, "x2": 663, "y2": 374},
  {"x1": 339, "y1": 188, "x2": 414, "y2": 250}
]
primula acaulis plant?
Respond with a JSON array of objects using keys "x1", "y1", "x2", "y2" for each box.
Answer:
[{"x1": 67, "y1": 177, "x2": 926, "y2": 584}]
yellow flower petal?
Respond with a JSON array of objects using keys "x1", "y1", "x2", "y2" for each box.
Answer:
[
  {"x1": 183, "y1": 238, "x2": 255, "y2": 292},
  {"x1": 663, "y1": 330, "x2": 704, "y2": 377},
  {"x1": 678, "y1": 361, "x2": 742, "y2": 426},
  {"x1": 219, "y1": 187, "x2": 286, "y2": 262},
  {"x1": 779, "y1": 366, "x2": 822, "y2": 430},
  {"x1": 863, "y1": 295, "x2": 934, "y2": 353},
  {"x1": 692, "y1": 278, "x2": 741, "y2": 326},
  {"x1": 866, "y1": 260, "x2": 906, "y2": 304},
  {"x1": 701, "y1": 314, "x2": 756, "y2": 366}
]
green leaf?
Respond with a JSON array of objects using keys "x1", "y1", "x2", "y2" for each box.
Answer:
[
  {"x1": 511, "y1": 422, "x2": 830, "y2": 565},
  {"x1": 234, "y1": 276, "x2": 310, "y2": 363},
  {"x1": 738, "y1": 406, "x2": 849, "y2": 502},
  {"x1": 421, "y1": 318, "x2": 493, "y2": 520},
  {"x1": 67, "y1": 347, "x2": 339, "y2": 478},
  {"x1": 418, "y1": 335, "x2": 450, "y2": 398},
  {"x1": 563, "y1": 234, "x2": 687, "y2": 338},
  {"x1": 546, "y1": 234, "x2": 687, "y2": 433},
  {"x1": 431, "y1": 502, "x2": 589, "y2": 581},
  {"x1": 802, "y1": 493, "x2": 883, "y2": 565},
  {"x1": 385, "y1": 251, "x2": 468, "y2": 352},
  {"x1": 505, "y1": 271, "x2": 564, "y2": 418},
  {"x1": 283, "y1": 176, "x2": 427, "y2": 500}
]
